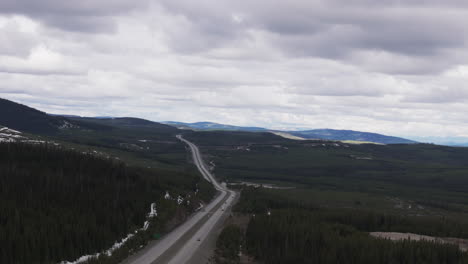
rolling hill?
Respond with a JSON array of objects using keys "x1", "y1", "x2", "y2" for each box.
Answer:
[
  {"x1": 0, "y1": 97, "x2": 415, "y2": 145},
  {"x1": 163, "y1": 121, "x2": 268, "y2": 132},
  {"x1": 289, "y1": 129, "x2": 417, "y2": 144},
  {"x1": 75, "y1": 117, "x2": 178, "y2": 133},
  {"x1": 0, "y1": 98, "x2": 109, "y2": 135},
  {"x1": 0, "y1": 98, "x2": 73, "y2": 134},
  {"x1": 163, "y1": 121, "x2": 416, "y2": 144}
]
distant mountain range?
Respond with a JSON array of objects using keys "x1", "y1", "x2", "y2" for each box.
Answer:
[
  {"x1": 162, "y1": 121, "x2": 417, "y2": 144},
  {"x1": 163, "y1": 121, "x2": 268, "y2": 132},
  {"x1": 408, "y1": 136, "x2": 468, "y2": 147},
  {"x1": 288, "y1": 129, "x2": 417, "y2": 144},
  {"x1": 0, "y1": 97, "x2": 460, "y2": 145},
  {"x1": 0, "y1": 98, "x2": 174, "y2": 136}
]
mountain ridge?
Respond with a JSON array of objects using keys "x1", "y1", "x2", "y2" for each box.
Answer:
[
  {"x1": 0, "y1": 98, "x2": 76, "y2": 134},
  {"x1": 0, "y1": 98, "x2": 416, "y2": 145},
  {"x1": 163, "y1": 121, "x2": 416, "y2": 144}
]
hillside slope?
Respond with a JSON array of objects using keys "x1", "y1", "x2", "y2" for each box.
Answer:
[
  {"x1": 0, "y1": 98, "x2": 109, "y2": 135},
  {"x1": 75, "y1": 117, "x2": 178, "y2": 133},
  {"x1": 0, "y1": 99, "x2": 216, "y2": 264},
  {"x1": 0, "y1": 98, "x2": 70, "y2": 134},
  {"x1": 0, "y1": 142, "x2": 214, "y2": 264}
]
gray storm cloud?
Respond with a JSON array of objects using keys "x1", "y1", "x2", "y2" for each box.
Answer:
[
  {"x1": 0, "y1": 0, "x2": 150, "y2": 32},
  {"x1": 0, "y1": 0, "x2": 468, "y2": 139}
]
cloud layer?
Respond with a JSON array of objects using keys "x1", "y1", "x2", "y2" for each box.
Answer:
[{"x1": 1, "y1": 0, "x2": 468, "y2": 138}]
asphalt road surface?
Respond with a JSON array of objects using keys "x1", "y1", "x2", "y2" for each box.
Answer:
[{"x1": 123, "y1": 135, "x2": 236, "y2": 264}]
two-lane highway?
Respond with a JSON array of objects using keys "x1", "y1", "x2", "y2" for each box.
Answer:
[{"x1": 123, "y1": 135, "x2": 236, "y2": 264}]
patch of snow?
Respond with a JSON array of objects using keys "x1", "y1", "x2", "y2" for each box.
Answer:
[
  {"x1": 59, "y1": 201, "x2": 158, "y2": 263},
  {"x1": 59, "y1": 254, "x2": 99, "y2": 264},
  {"x1": 196, "y1": 203, "x2": 204, "y2": 211},
  {"x1": 0, "y1": 127, "x2": 26, "y2": 143},
  {"x1": 148, "y1": 203, "x2": 157, "y2": 217},
  {"x1": 0, "y1": 127, "x2": 21, "y2": 134},
  {"x1": 23, "y1": 140, "x2": 46, "y2": 144},
  {"x1": 105, "y1": 233, "x2": 135, "y2": 256},
  {"x1": 59, "y1": 120, "x2": 79, "y2": 130},
  {"x1": 143, "y1": 221, "x2": 150, "y2": 231},
  {"x1": 0, "y1": 133, "x2": 24, "y2": 138},
  {"x1": 350, "y1": 155, "x2": 373, "y2": 160},
  {"x1": 59, "y1": 232, "x2": 136, "y2": 263},
  {"x1": 356, "y1": 157, "x2": 373, "y2": 160},
  {"x1": 177, "y1": 195, "x2": 184, "y2": 205}
]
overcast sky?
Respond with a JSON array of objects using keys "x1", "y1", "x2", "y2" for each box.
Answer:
[{"x1": 1, "y1": 0, "x2": 468, "y2": 139}]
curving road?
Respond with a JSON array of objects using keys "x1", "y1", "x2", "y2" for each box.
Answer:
[{"x1": 123, "y1": 135, "x2": 236, "y2": 264}]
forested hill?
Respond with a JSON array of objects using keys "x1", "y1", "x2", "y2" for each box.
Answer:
[
  {"x1": 0, "y1": 98, "x2": 108, "y2": 135},
  {"x1": 68, "y1": 116, "x2": 178, "y2": 134},
  {"x1": 0, "y1": 142, "x2": 214, "y2": 264},
  {"x1": 0, "y1": 98, "x2": 221, "y2": 264}
]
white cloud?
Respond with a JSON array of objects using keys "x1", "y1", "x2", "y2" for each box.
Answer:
[{"x1": 1, "y1": 1, "x2": 468, "y2": 139}]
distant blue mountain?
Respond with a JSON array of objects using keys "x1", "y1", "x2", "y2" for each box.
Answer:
[
  {"x1": 93, "y1": 116, "x2": 115, "y2": 119},
  {"x1": 163, "y1": 121, "x2": 417, "y2": 144},
  {"x1": 49, "y1": 114, "x2": 115, "y2": 119},
  {"x1": 408, "y1": 136, "x2": 468, "y2": 147},
  {"x1": 162, "y1": 121, "x2": 268, "y2": 132},
  {"x1": 289, "y1": 129, "x2": 416, "y2": 144}
]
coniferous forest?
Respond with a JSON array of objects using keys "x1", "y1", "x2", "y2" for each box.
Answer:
[
  {"x1": 246, "y1": 209, "x2": 468, "y2": 264},
  {"x1": 214, "y1": 187, "x2": 468, "y2": 264},
  {"x1": 0, "y1": 142, "x2": 212, "y2": 264}
]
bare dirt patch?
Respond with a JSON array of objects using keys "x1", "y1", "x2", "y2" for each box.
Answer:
[{"x1": 370, "y1": 232, "x2": 468, "y2": 251}]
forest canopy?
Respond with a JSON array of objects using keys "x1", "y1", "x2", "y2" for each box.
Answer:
[{"x1": 0, "y1": 142, "x2": 211, "y2": 264}]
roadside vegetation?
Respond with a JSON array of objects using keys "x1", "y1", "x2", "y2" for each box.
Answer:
[
  {"x1": 215, "y1": 225, "x2": 244, "y2": 264},
  {"x1": 215, "y1": 187, "x2": 468, "y2": 264},
  {"x1": 0, "y1": 142, "x2": 214, "y2": 264},
  {"x1": 1, "y1": 99, "x2": 218, "y2": 263},
  {"x1": 246, "y1": 208, "x2": 467, "y2": 264}
]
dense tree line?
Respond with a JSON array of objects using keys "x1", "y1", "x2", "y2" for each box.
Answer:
[
  {"x1": 215, "y1": 225, "x2": 244, "y2": 264},
  {"x1": 235, "y1": 187, "x2": 468, "y2": 239},
  {"x1": 218, "y1": 187, "x2": 468, "y2": 264},
  {"x1": 246, "y1": 209, "x2": 468, "y2": 264},
  {"x1": 0, "y1": 143, "x2": 213, "y2": 264}
]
